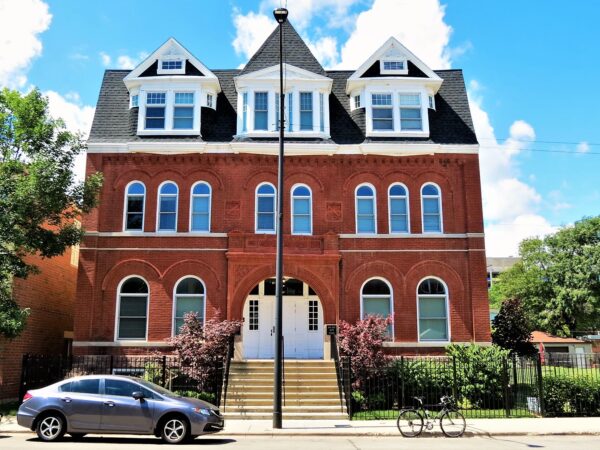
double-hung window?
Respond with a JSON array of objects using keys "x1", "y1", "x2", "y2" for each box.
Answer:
[
  {"x1": 356, "y1": 184, "x2": 377, "y2": 234},
  {"x1": 421, "y1": 183, "x2": 442, "y2": 233},
  {"x1": 300, "y1": 92, "x2": 313, "y2": 131},
  {"x1": 117, "y1": 277, "x2": 148, "y2": 340},
  {"x1": 319, "y1": 93, "x2": 325, "y2": 132},
  {"x1": 242, "y1": 93, "x2": 248, "y2": 132},
  {"x1": 254, "y1": 92, "x2": 268, "y2": 130},
  {"x1": 389, "y1": 184, "x2": 409, "y2": 233},
  {"x1": 291, "y1": 185, "x2": 312, "y2": 235},
  {"x1": 371, "y1": 93, "x2": 393, "y2": 130},
  {"x1": 256, "y1": 183, "x2": 276, "y2": 233},
  {"x1": 124, "y1": 182, "x2": 145, "y2": 231},
  {"x1": 173, "y1": 92, "x2": 194, "y2": 129},
  {"x1": 145, "y1": 92, "x2": 166, "y2": 129},
  {"x1": 190, "y1": 182, "x2": 211, "y2": 232},
  {"x1": 418, "y1": 278, "x2": 449, "y2": 341},
  {"x1": 158, "y1": 182, "x2": 178, "y2": 232},
  {"x1": 399, "y1": 94, "x2": 422, "y2": 130},
  {"x1": 361, "y1": 278, "x2": 393, "y2": 336},
  {"x1": 173, "y1": 277, "x2": 205, "y2": 335}
]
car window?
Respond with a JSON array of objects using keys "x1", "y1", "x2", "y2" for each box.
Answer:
[
  {"x1": 105, "y1": 379, "x2": 154, "y2": 399},
  {"x1": 59, "y1": 379, "x2": 100, "y2": 395}
]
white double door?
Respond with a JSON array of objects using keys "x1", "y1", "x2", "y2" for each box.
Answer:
[{"x1": 243, "y1": 296, "x2": 323, "y2": 359}]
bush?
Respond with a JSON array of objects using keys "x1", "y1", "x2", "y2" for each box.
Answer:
[
  {"x1": 173, "y1": 390, "x2": 216, "y2": 404},
  {"x1": 543, "y1": 374, "x2": 600, "y2": 417}
]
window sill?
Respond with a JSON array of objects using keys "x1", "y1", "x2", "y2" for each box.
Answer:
[
  {"x1": 238, "y1": 131, "x2": 330, "y2": 139},
  {"x1": 138, "y1": 129, "x2": 201, "y2": 136},
  {"x1": 255, "y1": 230, "x2": 276, "y2": 235},
  {"x1": 366, "y1": 130, "x2": 429, "y2": 138}
]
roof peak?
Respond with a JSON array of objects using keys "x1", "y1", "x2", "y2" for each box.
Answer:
[{"x1": 240, "y1": 21, "x2": 325, "y2": 76}]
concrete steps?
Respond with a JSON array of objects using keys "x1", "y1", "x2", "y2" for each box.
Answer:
[{"x1": 222, "y1": 360, "x2": 347, "y2": 420}]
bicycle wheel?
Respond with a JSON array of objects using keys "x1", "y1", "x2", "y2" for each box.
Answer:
[
  {"x1": 439, "y1": 410, "x2": 466, "y2": 437},
  {"x1": 396, "y1": 409, "x2": 424, "y2": 437}
]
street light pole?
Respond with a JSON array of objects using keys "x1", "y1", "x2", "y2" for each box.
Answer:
[{"x1": 272, "y1": 6, "x2": 288, "y2": 430}]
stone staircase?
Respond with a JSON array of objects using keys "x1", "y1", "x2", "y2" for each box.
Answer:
[{"x1": 221, "y1": 360, "x2": 347, "y2": 420}]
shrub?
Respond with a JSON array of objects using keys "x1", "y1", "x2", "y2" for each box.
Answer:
[
  {"x1": 492, "y1": 298, "x2": 537, "y2": 356},
  {"x1": 543, "y1": 373, "x2": 600, "y2": 417},
  {"x1": 173, "y1": 390, "x2": 217, "y2": 404}
]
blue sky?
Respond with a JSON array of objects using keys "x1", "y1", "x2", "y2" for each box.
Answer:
[{"x1": 1, "y1": 0, "x2": 598, "y2": 256}]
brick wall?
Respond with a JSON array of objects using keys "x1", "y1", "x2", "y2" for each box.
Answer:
[{"x1": 0, "y1": 250, "x2": 77, "y2": 401}]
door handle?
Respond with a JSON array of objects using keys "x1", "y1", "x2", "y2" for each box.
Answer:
[
  {"x1": 60, "y1": 397, "x2": 72, "y2": 403},
  {"x1": 104, "y1": 401, "x2": 115, "y2": 407}
]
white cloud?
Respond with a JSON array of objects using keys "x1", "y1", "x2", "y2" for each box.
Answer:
[
  {"x1": 577, "y1": 141, "x2": 590, "y2": 154},
  {"x1": 485, "y1": 215, "x2": 556, "y2": 258},
  {"x1": 231, "y1": 10, "x2": 275, "y2": 60},
  {"x1": 0, "y1": 0, "x2": 52, "y2": 88},
  {"x1": 306, "y1": 36, "x2": 339, "y2": 68},
  {"x1": 99, "y1": 51, "x2": 149, "y2": 69}
]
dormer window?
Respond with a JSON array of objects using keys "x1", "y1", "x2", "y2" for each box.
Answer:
[
  {"x1": 173, "y1": 92, "x2": 194, "y2": 129},
  {"x1": 206, "y1": 93, "x2": 213, "y2": 108},
  {"x1": 353, "y1": 95, "x2": 361, "y2": 109},
  {"x1": 254, "y1": 92, "x2": 268, "y2": 130},
  {"x1": 399, "y1": 94, "x2": 422, "y2": 130},
  {"x1": 380, "y1": 58, "x2": 408, "y2": 75},
  {"x1": 428, "y1": 95, "x2": 435, "y2": 110},
  {"x1": 367, "y1": 91, "x2": 427, "y2": 135},
  {"x1": 371, "y1": 93, "x2": 393, "y2": 130},
  {"x1": 130, "y1": 94, "x2": 139, "y2": 108},
  {"x1": 145, "y1": 92, "x2": 166, "y2": 129},
  {"x1": 157, "y1": 58, "x2": 185, "y2": 74},
  {"x1": 300, "y1": 92, "x2": 313, "y2": 130},
  {"x1": 162, "y1": 60, "x2": 182, "y2": 70}
]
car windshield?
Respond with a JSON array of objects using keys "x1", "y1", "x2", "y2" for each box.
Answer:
[{"x1": 135, "y1": 379, "x2": 180, "y2": 398}]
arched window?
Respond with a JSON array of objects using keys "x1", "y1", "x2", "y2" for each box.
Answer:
[
  {"x1": 421, "y1": 183, "x2": 442, "y2": 233},
  {"x1": 117, "y1": 277, "x2": 148, "y2": 340},
  {"x1": 291, "y1": 184, "x2": 312, "y2": 235},
  {"x1": 355, "y1": 184, "x2": 377, "y2": 234},
  {"x1": 389, "y1": 183, "x2": 409, "y2": 233},
  {"x1": 361, "y1": 278, "x2": 393, "y2": 335},
  {"x1": 190, "y1": 182, "x2": 211, "y2": 232},
  {"x1": 256, "y1": 183, "x2": 276, "y2": 233},
  {"x1": 173, "y1": 277, "x2": 205, "y2": 335},
  {"x1": 417, "y1": 278, "x2": 449, "y2": 341},
  {"x1": 124, "y1": 182, "x2": 145, "y2": 231},
  {"x1": 158, "y1": 182, "x2": 178, "y2": 231}
]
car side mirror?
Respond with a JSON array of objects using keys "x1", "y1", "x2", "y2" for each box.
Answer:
[{"x1": 132, "y1": 391, "x2": 145, "y2": 401}]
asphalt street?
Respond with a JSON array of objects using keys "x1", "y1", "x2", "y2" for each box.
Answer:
[{"x1": 1, "y1": 434, "x2": 600, "y2": 449}]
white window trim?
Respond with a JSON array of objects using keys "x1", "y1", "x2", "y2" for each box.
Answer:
[
  {"x1": 130, "y1": 94, "x2": 139, "y2": 109},
  {"x1": 388, "y1": 183, "x2": 410, "y2": 234},
  {"x1": 428, "y1": 94, "x2": 436, "y2": 110},
  {"x1": 360, "y1": 277, "x2": 394, "y2": 339},
  {"x1": 123, "y1": 181, "x2": 146, "y2": 232},
  {"x1": 172, "y1": 91, "x2": 195, "y2": 130},
  {"x1": 370, "y1": 92, "x2": 394, "y2": 132},
  {"x1": 115, "y1": 275, "x2": 150, "y2": 341},
  {"x1": 416, "y1": 276, "x2": 451, "y2": 343},
  {"x1": 156, "y1": 181, "x2": 179, "y2": 233},
  {"x1": 189, "y1": 181, "x2": 212, "y2": 232},
  {"x1": 420, "y1": 182, "x2": 443, "y2": 234},
  {"x1": 380, "y1": 57, "x2": 408, "y2": 75},
  {"x1": 255, "y1": 182, "x2": 276, "y2": 234},
  {"x1": 365, "y1": 87, "x2": 430, "y2": 137},
  {"x1": 171, "y1": 275, "x2": 206, "y2": 337},
  {"x1": 253, "y1": 91, "x2": 269, "y2": 131},
  {"x1": 138, "y1": 89, "x2": 201, "y2": 136},
  {"x1": 399, "y1": 93, "x2": 423, "y2": 132},
  {"x1": 157, "y1": 58, "x2": 186, "y2": 75},
  {"x1": 291, "y1": 183, "x2": 313, "y2": 236},
  {"x1": 355, "y1": 183, "x2": 378, "y2": 234}
]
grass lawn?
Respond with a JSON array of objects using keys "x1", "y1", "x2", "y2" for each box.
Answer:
[
  {"x1": 352, "y1": 409, "x2": 537, "y2": 420},
  {"x1": 0, "y1": 401, "x2": 19, "y2": 418}
]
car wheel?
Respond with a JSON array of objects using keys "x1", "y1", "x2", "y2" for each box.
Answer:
[
  {"x1": 70, "y1": 433, "x2": 87, "y2": 440},
  {"x1": 160, "y1": 416, "x2": 188, "y2": 444},
  {"x1": 36, "y1": 413, "x2": 66, "y2": 442}
]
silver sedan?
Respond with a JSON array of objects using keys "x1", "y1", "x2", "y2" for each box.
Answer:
[{"x1": 17, "y1": 375, "x2": 224, "y2": 444}]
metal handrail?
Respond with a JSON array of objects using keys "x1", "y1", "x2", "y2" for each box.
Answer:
[
  {"x1": 221, "y1": 334, "x2": 235, "y2": 411},
  {"x1": 281, "y1": 335, "x2": 286, "y2": 407}
]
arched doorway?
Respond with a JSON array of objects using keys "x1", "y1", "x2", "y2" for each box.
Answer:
[{"x1": 242, "y1": 278, "x2": 324, "y2": 359}]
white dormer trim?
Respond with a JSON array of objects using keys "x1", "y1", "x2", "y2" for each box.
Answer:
[{"x1": 380, "y1": 57, "x2": 408, "y2": 75}]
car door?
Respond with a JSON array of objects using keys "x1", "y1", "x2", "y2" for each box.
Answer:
[
  {"x1": 100, "y1": 378, "x2": 155, "y2": 433},
  {"x1": 57, "y1": 378, "x2": 103, "y2": 431}
]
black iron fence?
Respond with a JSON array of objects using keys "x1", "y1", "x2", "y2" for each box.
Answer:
[
  {"x1": 19, "y1": 354, "x2": 225, "y2": 406},
  {"x1": 340, "y1": 353, "x2": 600, "y2": 420}
]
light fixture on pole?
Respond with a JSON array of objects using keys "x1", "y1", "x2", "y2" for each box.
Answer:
[{"x1": 272, "y1": 5, "x2": 288, "y2": 430}]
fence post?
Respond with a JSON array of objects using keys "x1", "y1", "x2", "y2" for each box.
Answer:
[
  {"x1": 400, "y1": 356, "x2": 405, "y2": 409},
  {"x1": 536, "y1": 353, "x2": 545, "y2": 417},
  {"x1": 347, "y1": 356, "x2": 353, "y2": 418},
  {"x1": 452, "y1": 355, "x2": 458, "y2": 400},
  {"x1": 109, "y1": 355, "x2": 114, "y2": 375},
  {"x1": 161, "y1": 355, "x2": 167, "y2": 387},
  {"x1": 502, "y1": 357, "x2": 511, "y2": 417}
]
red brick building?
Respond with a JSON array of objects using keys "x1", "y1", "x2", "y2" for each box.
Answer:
[
  {"x1": 0, "y1": 249, "x2": 78, "y2": 401},
  {"x1": 75, "y1": 23, "x2": 490, "y2": 359}
]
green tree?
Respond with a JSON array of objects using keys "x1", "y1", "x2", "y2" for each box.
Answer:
[
  {"x1": 491, "y1": 298, "x2": 537, "y2": 356},
  {"x1": 0, "y1": 88, "x2": 102, "y2": 338},
  {"x1": 490, "y1": 216, "x2": 600, "y2": 336}
]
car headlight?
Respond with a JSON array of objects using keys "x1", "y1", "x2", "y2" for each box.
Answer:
[{"x1": 192, "y1": 407, "x2": 211, "y2": 416}]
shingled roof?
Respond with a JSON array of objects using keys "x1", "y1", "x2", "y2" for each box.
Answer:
[{"x1": 240, "y1": 21, "x2": 325, "y2": 76}]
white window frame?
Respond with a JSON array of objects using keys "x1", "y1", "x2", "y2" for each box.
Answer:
[
  {"x1": 157, "y1": 181, "x2": 179, "y2": 233},
  {"x1": 428, "y1": 94, "x2": 436, "y2": 110},
  {"x1": 172, "y1": 91, "x2": 195, "y2": 130},
  {"x1": 399, "y1": 93, "x2": 423, "y2": 131},
  {"x1": 171, "y1": 275, "x2": 206, "y2": 336},
  {"x1": 380, "y1": 58, "x2": 408, "y2": 75},
  {"x1": 353, "y1": 94, "x2": 361, "y2": 109},
  {"x1": 370, "y1": 92, "x2": 394, "y2": 131},
  {"x1": 360, "y1": 277, "x2": 394, "y2": 339},
  {"x1": 420, "y1": 182, "x2": 443, "y2": 233},
  {"x1": 291, "y1": 183, "x2": 313, "y2": 236},
  {"x1": 144, "y1": 91, "x2": 167, "y2": 130},
  {"x1": 206, "y1": 93, "x2": 214, "y2": 109},
  {"x1": 123, "y1": 181, "x2": 146, "y2": 232},
  {"x1": 130, "y1": 94, "x2": 139, "y2": 109},
  {"x1": 416, "y1": 276, "x2": 450, "y2": 343},
  {"x1": 255, "y1": 182, "x2": 276, "y2": 234},
  {"x1": 157, "y1": 58, "x2": 185, "y2": 75},
  {"x1": 254, "y1": 91, "x2": 269, "y2": 131},
  {"x1": 115, "y1": 275, "x2": 150, "y2": 341},
  {"x1": 189, "y1": 181, "x2": 212, "y2": 232},
  {"x1": 355, "y1": 183, "x2": 378, "y2": 234},
  {"x1": 388, "y1": 183, "x2": 410, "y2": 234}
]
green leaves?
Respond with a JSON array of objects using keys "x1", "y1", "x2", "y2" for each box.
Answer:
[
  {"x1": 491, "y1": 298, "x2": 537, "y2": 356},
  {"x1": 0, "y1": 88, "x2": 103, "y2": 339}
]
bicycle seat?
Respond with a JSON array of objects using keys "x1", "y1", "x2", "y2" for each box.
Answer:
[{"x1": 412, "y1": 396, "x2": 425, "y2": 403}]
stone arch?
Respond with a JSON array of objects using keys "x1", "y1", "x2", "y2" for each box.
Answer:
[{"x1": 162, "y1": 259, "x2": 222, "y2": 294}]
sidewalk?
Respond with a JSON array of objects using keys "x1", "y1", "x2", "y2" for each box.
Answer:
[{"x1": 2, "y1": 416, "x2": 600, "y2": 437}]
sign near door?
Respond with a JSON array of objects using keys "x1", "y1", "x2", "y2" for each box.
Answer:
[{"x1": 326, "y1": 324, "x2": 337, "y2": 335}]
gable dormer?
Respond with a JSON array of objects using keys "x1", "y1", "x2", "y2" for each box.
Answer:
[
  {"x1": 347, "y1": 38, "x2": 443, "y2": 138},
  {"x1": 124, "y1": 38, "x2": 221, "y2": 136}
]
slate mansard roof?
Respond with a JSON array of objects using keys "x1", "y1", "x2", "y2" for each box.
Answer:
[{"x1": 89, "y1": 22, "x2": 477, "y2": 146}]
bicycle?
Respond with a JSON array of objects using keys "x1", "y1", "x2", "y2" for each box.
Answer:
[{"x1": 397, "y1": 395, "x2": 466, "y2": 438}]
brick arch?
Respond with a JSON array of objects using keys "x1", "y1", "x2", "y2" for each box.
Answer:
[
  {"x1": 229, "y1": 263, "x2": 336, "y2": 324},
  {"x1": 381, "y1": 169, "x2": 417, "y2": 187},
  {"x1": 242, "y1": 169, "x2": 278, "y2": 191},
  {"x1": 344, "y1": 260, "x2": 405, "y2": 294},
  {"x1": 161, "y1": 259, "x2": 222, "y2": 294},
  {"x1": 185, "y1": 168, "x2": 225, "y2": 191},
  {"x1": 113, "y1": 169, "x2": 153, "y2": 190},
  {"x1": 101, "y1": 259, "x2": 161, "y2": 292},
  {"x1": 286, "y1": 171, "x2": 325, "y2": 193},
  {"x1": 341, "y1": 170, "x2": 383, "y2": 194},
  {"x1": 151, "y1": 170, "x2": 187, "y2": 189}
]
